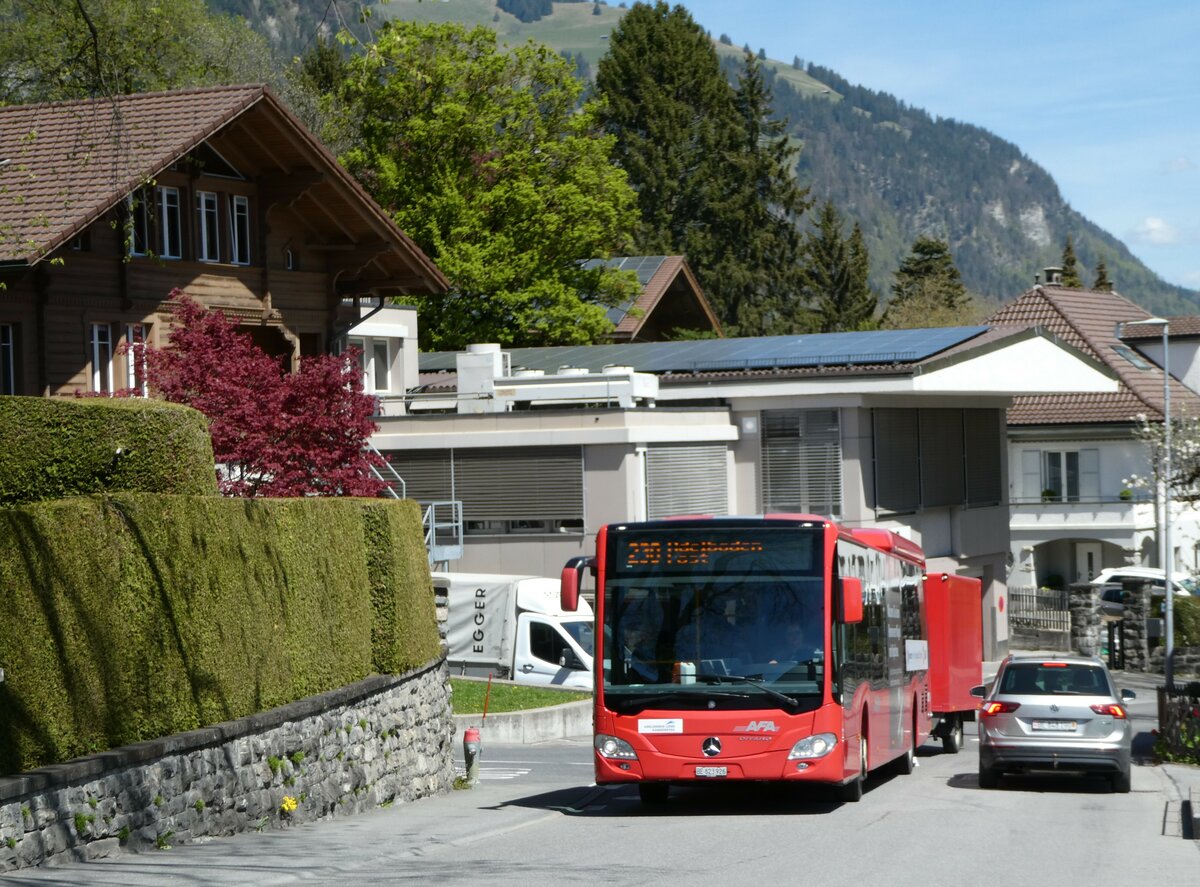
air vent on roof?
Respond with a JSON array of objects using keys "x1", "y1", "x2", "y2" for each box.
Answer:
[{"x1": 1043, "y1": 266, "x2": 1064, "y2": 286}]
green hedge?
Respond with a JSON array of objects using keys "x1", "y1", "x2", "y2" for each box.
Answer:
[
  {"x1": 1175, "y1": 595, "x2": 1200, "y2": 647},
  {"x1": 0, "y1": 493, "x2": 437, "y2": 774},
  {"x1": 0, "y1": 397, "x2": 218, "y2": 505}
]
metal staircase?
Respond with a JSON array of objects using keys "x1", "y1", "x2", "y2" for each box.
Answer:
[{"x1": 367, "y1": 443, "x2": 462, "y2": 567}]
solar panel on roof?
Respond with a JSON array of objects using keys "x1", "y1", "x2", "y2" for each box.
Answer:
[{"x1": 419, "y1": 327, "x2": 989, "y2": 374}]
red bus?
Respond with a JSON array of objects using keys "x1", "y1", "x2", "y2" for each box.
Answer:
[{"x1": 560, "y1": 514, "x2": 980, "y2": 803}]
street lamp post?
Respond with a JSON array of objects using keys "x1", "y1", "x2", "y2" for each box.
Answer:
[{"x1": 1143, "y1": 317, "x2": 1174, "y2": 686}]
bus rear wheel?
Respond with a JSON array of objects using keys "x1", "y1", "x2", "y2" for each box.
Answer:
[
  {"x1": 638, "y1": 783, "x2": 669, "y2": 805},
  {"x1": 895, "y1": 710, "x2": 916, "y2": 775}
]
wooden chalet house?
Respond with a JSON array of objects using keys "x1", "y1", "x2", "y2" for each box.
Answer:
[{"x1": 0, "y1": 85, "x2": 446, "y2": 397}]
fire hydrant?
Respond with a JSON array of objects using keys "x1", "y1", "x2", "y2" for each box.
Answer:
[{"x1": 463, "y1": 726, "x2": 481, "y2": 786}]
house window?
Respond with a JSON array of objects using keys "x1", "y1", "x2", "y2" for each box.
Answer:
[
  {"x1": 197, "y1": 191, "x2": 220, "y2": 261},
  {"x1": 762, "y1": 409, "x2": 843, "y2": 517},
  {"x1": 159, "y1": 187, "x2": 181, "y2": 259},
  {"x1": 91, "y1": 322, "x2": 114, "y2": 393},
  {"x1": 0, "y1": 323, "x2": 14, "y2": 395},
  {"x1": 1021, "y1": 448, "x2": 1100, "y2": 501},
  {"x1": 229, "y1": 195, "x2": 250, "y2": 265},
  {"x1": 349, "y1": 337, "x2": 391, "y2": 393},
  {"x1": 125, "y1": 323, "x2": 149, "y2": 396},
  {"x1": 372, "y1": 340, "x2": 390, "y2": 392},
  {"x1": 128, "y1": 190, "x2": 151, "y2": 256}
]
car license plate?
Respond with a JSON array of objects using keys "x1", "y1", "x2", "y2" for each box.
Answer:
[
  {"x1": 1031, "y1": 719, "x2": 1077, "y2": 732},
  {"x1": 695, "y1": 766, "x2": 727, "y2": 778}
]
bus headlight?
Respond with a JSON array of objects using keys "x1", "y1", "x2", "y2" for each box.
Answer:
[
  {"x1": 788, "y1": 733, "x2": 837, "y2": 760},
  {"x1": 595, "y1": 734, "x2": 638, "y2": 760}
]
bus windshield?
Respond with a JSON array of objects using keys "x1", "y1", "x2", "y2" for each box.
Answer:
[{"x1": 602, "y1": 525, "x2": 825, "y2": 712}]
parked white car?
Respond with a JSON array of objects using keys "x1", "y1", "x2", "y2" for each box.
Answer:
[{"x1": 1089, "y1": 566, "x2": 1193, "y2": 597}]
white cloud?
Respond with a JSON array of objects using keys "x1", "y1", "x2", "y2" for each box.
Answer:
[
  {"x1": 1129, "y1": 216, "x2": 1182, "y2": 245},
  {"x1": 1161, "y1": 156, "x2": 1197, "y2": 174}
]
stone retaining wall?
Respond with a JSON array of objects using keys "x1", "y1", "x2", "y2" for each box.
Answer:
[{"x1": 0, "y1": 658, "x2": 455, "y2": 872}]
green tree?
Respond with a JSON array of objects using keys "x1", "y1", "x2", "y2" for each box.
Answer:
[
  {"x1": 335, "y1": 21, "x2": 638, "y2": 350},
  {"x1": 847, "y1": 223, "x2": 878, "y2": 330},
  {"x1": 595, "y1": 4, "x2": 809, "y2": 334},
  {"x1": 702, "y1": 53, "x2": 811, "y2": 334},
  {"x1": 1093, "y1": 257, "x2": 1113, "y2": 292},
  {"x1": 0, "y1": 0, "x2": 275, "y2": 103},
  {"x1": 800, "y1": 202, "x2": 877, "y2": 332},
  {"x1": 596, "y1": 2, "x2": 735, "y2": 256},
  {"x1": 1060, "y1": 235, "x2": 1083, "y2": 287},
  {"x1": 884, "y1": 236, "x2": 969, "y2": 329}
]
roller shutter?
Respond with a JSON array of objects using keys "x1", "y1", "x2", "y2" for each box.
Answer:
[{"x1": 646, "y1": 444, "x2": 729, "y2": 520}]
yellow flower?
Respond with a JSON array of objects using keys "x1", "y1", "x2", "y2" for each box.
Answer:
[{"x1": 280, "y1": 795, "x2": 298, "y2": 814}]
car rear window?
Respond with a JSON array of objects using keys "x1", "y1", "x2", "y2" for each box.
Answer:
[{"x1": 998, "y1": 663, "x2": 1110, "y2": 696}]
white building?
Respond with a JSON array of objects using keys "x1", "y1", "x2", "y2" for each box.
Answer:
[
  {"x1": 347, "y1": 309, "x2": 1119, "y2": 659},
  {"x1": 988, "y1": 280, "x2": 1200, "y2": 592}
]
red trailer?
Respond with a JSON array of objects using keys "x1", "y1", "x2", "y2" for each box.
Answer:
[{"x1": 923, "y1": 572, "x2": 983, "y2": 753}]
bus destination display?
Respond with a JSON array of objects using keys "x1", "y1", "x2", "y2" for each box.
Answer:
[{"x1": 614, "y1": 529, "x2": 817, "y2": 574}]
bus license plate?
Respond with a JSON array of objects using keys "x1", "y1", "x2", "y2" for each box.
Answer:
[
  {"x1": 695, "y1": 766, "x2": 727, "y2": 778},
  {"x1": 1032, "y1": 720, "x2": 1077, "y2": 731}
]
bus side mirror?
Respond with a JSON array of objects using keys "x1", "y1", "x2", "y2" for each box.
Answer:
[
  {"x1": 841, "y1": 577, "x2": 863, "y2": 624},
  {"x1": 560, "y1": 556, "x2": 593, "y2": 612}
]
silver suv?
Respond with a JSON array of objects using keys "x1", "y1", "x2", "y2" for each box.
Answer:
[{"x1": 971, "y1": 654, "x2": 1136, "y2": 792}]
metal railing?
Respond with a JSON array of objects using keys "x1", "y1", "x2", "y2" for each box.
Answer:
[
  {"x1": 424, "y1": 500, "x2": 463, "y2": 569},
  {"x1": 366, "y1": 441, "x2": 406, "y2": 500},
  {"x1": 1008, "y1": 585, "x2": 1070, "y2": 632}
]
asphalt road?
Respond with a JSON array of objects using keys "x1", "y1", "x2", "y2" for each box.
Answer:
[{"x1": 4, "y1": 677, "x2": 1198, "y2": 886}]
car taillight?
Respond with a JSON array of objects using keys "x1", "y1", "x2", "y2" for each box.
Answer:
[
  {"x1": 980, "y1": 701, "x2": 1020, "y2": 716},
  {"x1": 1090, "y1": 704, "x2": 1128, "y2": 718}
]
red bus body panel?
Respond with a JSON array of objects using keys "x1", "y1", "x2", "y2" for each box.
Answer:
[
  {"x1": 588, "y1": 517, "x2": 934, "y2": 790},
  {"x1": 924, "y1": 572, "x2": 983, "y2": 714}
]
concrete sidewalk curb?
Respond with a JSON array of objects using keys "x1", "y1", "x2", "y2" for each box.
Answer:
[{"x1": 452, "y1": 699, "x2": 592, "y2": 744}]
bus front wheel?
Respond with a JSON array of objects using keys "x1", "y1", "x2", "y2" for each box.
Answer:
[{"x1": 840, "y1": 730, "x2": 867, "y2": 802}]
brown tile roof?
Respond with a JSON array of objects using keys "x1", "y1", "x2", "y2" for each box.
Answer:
[
  {"x1": 0, "y1": 85, "x2": 447, "y2": 289},
  {"x1": 609, "y1": 256, "x2": 724, "y2": 339},
  {"x1": 986, "y1": 285, "x2": 1200, "y2": 425},
  {"x1": 1122, "y1": 316, "x2": 1200, "y2": 339}
]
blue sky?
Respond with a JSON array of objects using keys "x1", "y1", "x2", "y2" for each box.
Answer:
[{"x1": 682, "y1": 0, "x2": 1200, "y2": 291}]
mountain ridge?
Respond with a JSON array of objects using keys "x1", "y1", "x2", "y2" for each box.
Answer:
[{"x1": 212, "y1": 0, "x2": 1199, "y2": 314}]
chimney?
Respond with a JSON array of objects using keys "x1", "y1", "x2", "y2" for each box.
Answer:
[{"x1": 1043, "y1": 266, "x2": 1063, "y2": 286}]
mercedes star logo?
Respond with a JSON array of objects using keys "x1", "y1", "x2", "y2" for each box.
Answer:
[{"x1": 702, "y1": 737, "x2": 722, "y2": 757}]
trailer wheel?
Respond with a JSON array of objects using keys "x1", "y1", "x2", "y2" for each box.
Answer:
[
  {"x1": 638, "y1": 783, "x2": 669, "y2": 805},
  {"x1": 941, "y1": 715, "x2": 964, "y2": 755}
]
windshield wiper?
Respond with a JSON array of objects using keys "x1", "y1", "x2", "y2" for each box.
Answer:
[
  {"x1": 609, "y1": 689, "x2": 750, "y2": 712},
  {"x1": 698, "y1": 673, "x2": 801, "y2": 712}
]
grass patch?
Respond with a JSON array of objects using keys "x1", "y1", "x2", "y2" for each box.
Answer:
[{"x1": 449, "y1": 678, "x2": 589, "y2": 714}]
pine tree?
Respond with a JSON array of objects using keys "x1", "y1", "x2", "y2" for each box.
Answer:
[
  {"x1": 595, "y1": 5, "x2": 810, "y2": 334},
  {"x1": 800, "y1": 204, "x2": 876, "y2": 333},
  {"x1": 884, "y1": 236, "x2": 969, "y2": 328},
  {"x1": 1092, "y1": 257, "x2": 1113, "y2": 292},
  {"x1": 847, "y1": 223, "x2": 878, "y2": 329},
  {"x1": 1061, "y1": 236, "x2": 1083, "y2": 287}
]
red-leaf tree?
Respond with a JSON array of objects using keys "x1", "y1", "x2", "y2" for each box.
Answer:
[{"x1": 144, "y1": 293, "x2": 384, "y2": 497}]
